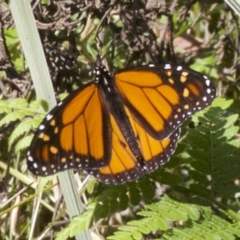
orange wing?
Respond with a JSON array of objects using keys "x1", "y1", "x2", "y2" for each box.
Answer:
[
  {"x1": 115, "y1": 64, "x2": 215, "y2": 140},
  {"x1": 87, "y1": 106, "x2": 180, "y2": 184},
  {"x1": 27, "y1": 83, "x2": 111, "y2": 176},
  {"x1": 27, "y1": 64, "x2": 215, "y2": 184}
]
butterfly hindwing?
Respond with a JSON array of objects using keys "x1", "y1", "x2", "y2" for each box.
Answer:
[
  {"x1": 27, "y1": 83, "x2": 111, "y2": 176},
  {"x1": 87, "y1": 106, "x2": 180, "y2": 184}
]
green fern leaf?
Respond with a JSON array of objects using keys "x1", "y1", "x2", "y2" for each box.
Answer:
[
  {"x1": 8, "y1": 119, "x2": 36, "y2": 148},
  {"x1": 227, "y1": 227, "x2": 240, "y2": 237},
  {"x1": 94, "y1": 185, "x2": 129, "y2": 220},
  {"x1": 0, "y1": 98, "x2": 45, "y2": 135},
  {"x1": 55, "y1": 204, "x2": 95, "y2": 240},
  {"x1": 30, "y1": 116, "x2": 43, "y2": 128},
  {"x1": 151, "y1": 169, "x2": 183, "y2": 186},
  {"x1": 107, "y1": 195, "x2": 206, "y2": 240},
  {"x1": 145, "y1": 196, "x2": 201, "y2": 222},
  {"x1": 163, "y1": 214, "x2": 240, "y2": 239},
  {"x1": 185, "y1": 97, "x2": 240, "y2": 199},
  {"x1": 108, "y1": 194, "x2": 240, "y2": 240},
  {"x1": 224, "y1": 114, "x2": 239, "y2": 128},
  {"x1": 107, "y1": 218, "x2": 151, "y2": 240},
  {"x1": 29, "y1": 99, "x2": 48, "y2": 112},
  {"x1": 93, "y1": 178, "x2": 156, "y2": 221},
  {"x1": 8, "y1": 98, "x2": 28, "y2": 108},
  {"x1": 0, "y1": 100, "x2": 12, "y2": 113},
  {"x1": 0, "y1": 111, "x2": 29, "y2": 127},
  {"x1": 14, "y1": 134, "x2": 33, "y2": 152},
  {"x1": 8, "y1": 117, "x2": 42, "y2": 149}
]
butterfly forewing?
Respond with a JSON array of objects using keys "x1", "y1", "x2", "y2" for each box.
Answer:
[
  {"x1": 115, "y1": 64, "x2": 216, "y2": 140},
  {"x1": 27, "y1": 83, "x2": 111, "y2": 176}
]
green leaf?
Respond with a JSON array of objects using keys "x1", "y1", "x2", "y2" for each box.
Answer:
[
  {"x1": 0, "y1": 100, "x2": 12, "y2": 113},
  {"x1": 8, "y1": 119, "x2": 35, "y2": 148},
  {"x1": 185, "y1": 97, "x2": 240, "y2": 199},
  {"x1": 8, "y1": 98, "x2": 28, "y2": 108},
  {"x1": 14, "y1": 134, "x2": 33, "y2": 152},
  {"x1": 29, "y1": 99, "x2": 48, "y2": 112},
  {"x1": 56, "y1": 206, "x2": 94, "y2": 240},
  {"x1": 0, "y1": 111, "x2": 28, "y2": 127}
]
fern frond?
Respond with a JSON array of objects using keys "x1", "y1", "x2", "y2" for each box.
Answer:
[
  {"x1": 107, "y1": 195, "x2": 240, "y2": 240},
  {"x1": 0, "y1": 110, "x2": 28, "y2": 127},
  {"x1": 163, "y1": 214, "x2": 240, "y2": 240},
  {"x1": 106, "y1": 195, "x2": 203, "y2": 240},
  {"x1": 8, "y1": 116, "x2": 43, "y2": 151},
  {"x1": 0, "y1": 100, "x2": 12, "y2": 114},
  {"x1": 0, "y1": 98, "x2": 46, "y2": 152},
  {"x1": 0, "y1": 98, "x2": 44, "y2": 127},
  {"x1": 107, "y1": 218, "x2": 152, "y2": 240},
  {"x1": 55, "y1": 203, "x2": 95, "y2": 240},
  {"x1": 93, "y1": 177, "x2": 156, "y2": 221},
  {"x1": 14, "y1": 134, "x2": 34, "y2": 152},
  {"x1": 186, "y1": 97, "x2": 240, "y2": 199},
  {"x1": 9, "y1": 119, "x2": 37, "y2": 148}
]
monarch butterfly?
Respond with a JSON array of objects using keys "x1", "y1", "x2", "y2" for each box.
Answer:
[{"x1": 27, "y1": 63, "x2": 216, "y2": 184}]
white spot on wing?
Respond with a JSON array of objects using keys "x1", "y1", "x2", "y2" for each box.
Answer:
[
  {"x1": 164, "y1": 64, "x2": 171, "y2": 69},
  {"x1": 207, "y1": 88, "x2": 211, "y2": 94},
  {"x1": 176, "y1": 66, "x2": 183, "y2": 71},
  {"x1": 39, "y1": 124, "x2": 45, "y2": 130},
  {"x1": 46, "y1": 114, "x2": 53, "y2": 121},
  {"x1": 205, "y1": 79, "x2": 211, "y2": 86}
]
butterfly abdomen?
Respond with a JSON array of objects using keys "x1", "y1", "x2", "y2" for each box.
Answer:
[{"x1": 97, "y1": 67, "x2": 145, "y2": 168}]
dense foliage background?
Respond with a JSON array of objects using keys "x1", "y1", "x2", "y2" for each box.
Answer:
[{"x1": 0, "y1": 0, "x2": 240, "y2": 239}]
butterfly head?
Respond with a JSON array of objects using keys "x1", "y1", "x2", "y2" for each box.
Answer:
[{"x1": 93, "y1": 64, "x2": 114, "y2": 88}]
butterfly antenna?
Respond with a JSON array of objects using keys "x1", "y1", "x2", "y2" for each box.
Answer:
[
  {"x1": 95, "y1": 21, "x2": 122, "y2": 70},
  {"x1": 95, "y1": 36, "x2": 110, "y2": 70}
]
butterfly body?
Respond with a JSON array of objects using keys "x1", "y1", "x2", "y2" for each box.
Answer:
[
  {"x1": 96, "y1": 67, "x2": 144, "y2": 164},
  {"x1": 27, "y1": 63, "x2": 216, "y2": 184}
]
